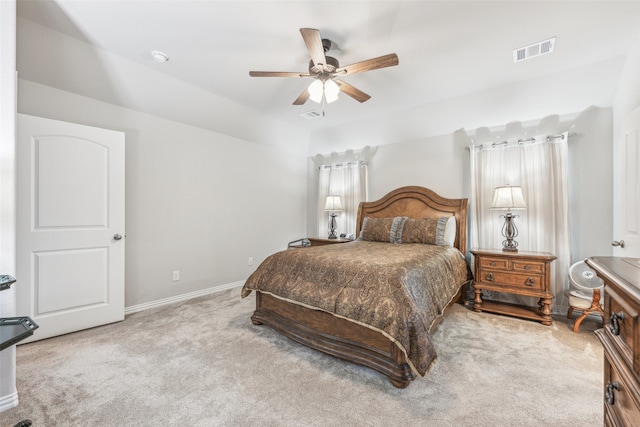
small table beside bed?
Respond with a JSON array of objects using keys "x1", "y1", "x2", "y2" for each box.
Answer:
[{"x1": 241, "y1": 186, "x2": 471, "y2": 388}]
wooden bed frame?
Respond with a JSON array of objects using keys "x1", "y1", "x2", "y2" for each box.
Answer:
[{"x1": 250, "y1": 186, "x2": 468, "y2": 388}]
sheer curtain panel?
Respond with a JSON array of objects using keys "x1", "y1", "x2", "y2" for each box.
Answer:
[
  {"x1": 317, "y1": 162, "x2": 368, "y2": 238},
  {"x1": 470, "y1": 133, "x2": 571, "y2": 312}
]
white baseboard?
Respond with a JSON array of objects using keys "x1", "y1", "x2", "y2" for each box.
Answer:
[
  {"x1": 124, "y1": 281, "x2": 244, "y2": 315},
  {"x1": 0, "y1": 391, "x2": 18, "y2": 413}
]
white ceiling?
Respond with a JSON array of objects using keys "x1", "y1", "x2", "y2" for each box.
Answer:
[{"x1": 15, "y1": 0, "x2": 640, "y2": 142}]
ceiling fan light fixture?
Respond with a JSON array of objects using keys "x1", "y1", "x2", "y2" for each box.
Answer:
[
  {"x1": 324, "y1": 79, "x2": 340, "y2": 103},
  {"x1": 308, "y1": 80, "x2": 323, "y2": 103},
  {"x1": 249, "y1": 28, "x2": 398, "y2": 106}
]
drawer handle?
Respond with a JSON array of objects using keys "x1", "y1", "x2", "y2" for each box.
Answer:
[
  {"x1": 524, "y1": 265, "x2": 531, "y2": 270},
  {"x1": 490, "y1": 262, "x2": 496, "y2": 267},
  {"x1": 525, "y1": 277, "x2": 535, "y2": 286},
  {"x1": 485, "y1": 273, "x2": 495, "y2": 282},
  {"x1": 609, "y1": 311, "x2": 625, "y2": 336},
  {"x1": 606, "y1": 381, "x2": 620, "y2": 405}
]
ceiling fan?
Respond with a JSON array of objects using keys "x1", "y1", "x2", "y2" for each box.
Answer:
[{"x1": 249, "y1": 28, "x2": 399, "y2": 106}]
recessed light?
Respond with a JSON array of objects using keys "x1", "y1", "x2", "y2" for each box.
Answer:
[{"x1": 151, "y1": 51, "x2": 169, "y2": 63}]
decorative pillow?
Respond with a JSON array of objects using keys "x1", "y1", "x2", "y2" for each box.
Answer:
[
  {"x1": 391, "y1": 216, "x2": 408, "y2": 244},
  {"x1": 358, "y1": 215, "x2": 456, "y2": 246},
  {"x1": 359, "y1": 217, "x2": 397, "y2": 243},
  {"x1": 397, "y1": 217, "x2": 450, "y2": 245},
  {"x1": 443, "y1": 215, "x2": 456, "y2": 247}
]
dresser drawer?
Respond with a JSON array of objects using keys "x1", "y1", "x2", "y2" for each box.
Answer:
[
  {"x1": 588, "y1": 257, "x2": 640, "y2": 427},
  {"x1": 606, "y1": 286, "x2": 640, "y2": 377},
  {"x1": 476, "y1": 270, "x2": 544, "y2": 291},
  {"x1": 603, "y1": 353, "x2": 640, "y2": 427},
  {"x1": 478, "y1": 257, "x2": 509, "y2": 271}
]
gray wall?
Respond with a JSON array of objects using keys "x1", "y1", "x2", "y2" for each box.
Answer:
[
  {"x1": 18, "y1": 80, "x2": 308, "y2": 308},
  {"x1": 367, "y1": 133, "x2": 469, "y2": 201},
  {"x1": 567, "y1": 107, "x2": 614, "y2": 261},
  {"x1": 15, "y1": 17, "x2": 310, "y2": 309}
]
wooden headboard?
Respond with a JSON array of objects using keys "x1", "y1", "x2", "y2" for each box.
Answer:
[{"x1": 356, "y1": 186, "x2": 468, "y2": 255}]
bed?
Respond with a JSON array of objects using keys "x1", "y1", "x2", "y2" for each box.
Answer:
[{"x1": 241, "y1": 186, "x2": 470, "y2": 388}]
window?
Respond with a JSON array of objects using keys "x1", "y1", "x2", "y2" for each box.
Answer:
[{"x1": 317, "y1": 162, "x2": 368, "y2": 238}]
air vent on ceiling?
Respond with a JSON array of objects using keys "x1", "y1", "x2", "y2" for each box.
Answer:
[
  {"x1": 299, "y1": 111, "x2": 322, "y2": 120},
  {"x1": 513, "y1": 37, "x2": 556, "y2": 62}
]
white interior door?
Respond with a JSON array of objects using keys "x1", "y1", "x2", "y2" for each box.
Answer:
[
  {"x1": 16, "y1": 114, "x2": 125, "y2": 342},
  {"x1": 613, "y1": 106, "x2": 640, "y2": 257}
]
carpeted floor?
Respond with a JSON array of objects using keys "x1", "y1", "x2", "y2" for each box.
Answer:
[{"x1": 0, "y1": 288, "x2": 603, "y2": 426}]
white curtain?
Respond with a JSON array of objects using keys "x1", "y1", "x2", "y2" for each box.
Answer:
[
  {"x1": 470, "y1": 133, "x2": 571, "y2": 312},
  {"x1": 317, "y1": 162, "x2": 368, "y2": 238}
]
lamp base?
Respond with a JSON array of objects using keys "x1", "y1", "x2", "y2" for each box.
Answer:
[
  {"x1": 328, "y1": 212, "x2": 338, "y2": 239},
  {"x1": 500, "y1": 212, "x2": 520, "y2": 253}
]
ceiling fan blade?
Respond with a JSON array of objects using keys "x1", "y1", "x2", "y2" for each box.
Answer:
[
  {"x1": 336, "y1": 53, "x2": 399, "y2": 76},
  {"x1": 300, "y1": 28, "x2": 326, "y2": 68},
  {"x1": 335, "y1": 80, "x2": 371, "y2": 103},
  {"x1": 293, "y1": 88, "x2": 310, "y2": 105},
  {"x1": 249, "y1": 71, "x2": 310, "y2": 77}
]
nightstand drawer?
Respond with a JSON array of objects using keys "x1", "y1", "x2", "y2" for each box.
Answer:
[
  {"x1": 477, "y1": 270, "x2": 543, "y2": 291},
  {"x1": 479, "y1": 257, "x2": 509, "y2": 270},
  {"x1": 512, "y1": 260, "x2": 544, "y2": 274}
]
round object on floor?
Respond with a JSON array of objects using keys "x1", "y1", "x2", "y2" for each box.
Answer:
[{"x1": 569, "y1": 261, "x2": 604, "y2": 292}]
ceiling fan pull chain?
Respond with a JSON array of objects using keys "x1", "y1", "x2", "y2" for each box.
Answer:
[{"x1": 322, "y1": 93, "x2": 326, "y2": 117}]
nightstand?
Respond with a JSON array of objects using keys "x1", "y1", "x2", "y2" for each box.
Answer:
[
  {"x1": 471, "y1": 249, "x2": 557, "y2": 325},
  {"x1": 308, "y1": 237, "x2": 352, "y2": 246}
]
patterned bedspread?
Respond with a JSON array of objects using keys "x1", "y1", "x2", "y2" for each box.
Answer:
[{"x1": 241, "y1": 240, "x2": 471, "y2": 376}]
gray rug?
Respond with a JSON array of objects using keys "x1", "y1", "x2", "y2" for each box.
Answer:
[{"x1": 0, "y1": 288, "x2": 603, "y2": 426}]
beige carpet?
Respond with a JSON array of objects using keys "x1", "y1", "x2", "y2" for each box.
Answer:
[{"x1": 0, "y1": 288, "x2": 603, "y2": 426}]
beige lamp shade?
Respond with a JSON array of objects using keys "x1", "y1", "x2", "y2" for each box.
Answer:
[
  {"x1": 490, "y1": 186, "x2": 526, "y2": 210},
  {"x1": 324, "y1": 196, "x2": 343, "y2": 211}
]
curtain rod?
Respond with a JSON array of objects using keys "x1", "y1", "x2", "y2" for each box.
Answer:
[
  {"x1": 318, "y1": 161, "x2": 368, "y2": 170},
  {"x1": 466, "y1": 132, "x2": 575, "y2": 151}
]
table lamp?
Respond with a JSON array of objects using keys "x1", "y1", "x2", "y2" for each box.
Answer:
[
  {"x1": 324, "y1": 196, "x2": 343, "y2": 239},
  {"x1": 490, "y1": 186, "x2": 526, "y2": 252}
]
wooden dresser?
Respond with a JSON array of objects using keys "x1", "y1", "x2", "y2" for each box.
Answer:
[{"x1": 587, "y1": 257, "x2": 640, "y2": 426}]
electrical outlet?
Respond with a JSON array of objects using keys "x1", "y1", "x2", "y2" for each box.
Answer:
[
  {"x1": 248, "y1": 257, "x2": 253, "y2": 266},
  {"x1": 172, "y1": 270, "x2": 180, "y2": 281}
]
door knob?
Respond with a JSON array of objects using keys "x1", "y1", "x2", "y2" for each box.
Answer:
[
  {"x1": 113, "y1": 234, "x2": 123, "y2": 241},
  {"x1": 611, "y1": 240, "x2": 625, "y2": 248}
]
